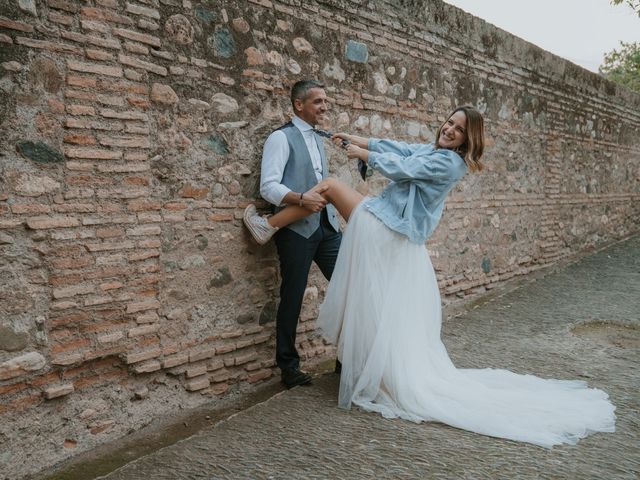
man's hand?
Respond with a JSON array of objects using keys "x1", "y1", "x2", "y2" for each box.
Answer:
[{"x1": 302, "y1": 185, "x2": 328, "y2": 212}]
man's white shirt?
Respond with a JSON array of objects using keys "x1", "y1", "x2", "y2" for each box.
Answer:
[{"x1": 259, "y1": 116, "x2": 323, "y2": 206}]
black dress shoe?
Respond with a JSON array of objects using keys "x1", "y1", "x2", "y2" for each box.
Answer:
[
  {"x1": 281, "y1": 369, "x2": 312, "y2": 388},
  {"x1": 334, "y1": 360, "x2": 342, "y2": 374}
]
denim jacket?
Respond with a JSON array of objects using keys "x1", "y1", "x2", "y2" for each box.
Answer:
[{"x1": 363, "y1": 139, "x2": 467, "y2": 244}]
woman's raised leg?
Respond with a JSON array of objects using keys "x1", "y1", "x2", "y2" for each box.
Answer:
[
  {"x1": 315, "y1": 177, "x2": 363, "y2": 221},
  {"x1": 243, "y1": 178, "x2": 364, "y2": 244}
]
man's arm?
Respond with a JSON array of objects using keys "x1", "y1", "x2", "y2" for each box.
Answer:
[
  {"x1": 260, "y1": 131, "x2": 291, "y2": 206},
  {"x1": 259, "y1": 131, "x2": 327, "y2": 212}
]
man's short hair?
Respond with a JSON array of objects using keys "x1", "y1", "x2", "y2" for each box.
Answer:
[{"x1": 290, "y1": 80, "x2": 325, "y2": 107}]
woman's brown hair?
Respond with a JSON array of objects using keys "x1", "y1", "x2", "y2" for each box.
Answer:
[{"x1": 435, "y1": 105, "x2": 485, "y2": 172}]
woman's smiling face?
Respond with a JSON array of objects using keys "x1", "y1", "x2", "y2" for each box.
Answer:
[{"x1": 438, "y1": 111, "x2": 467, "y2": 149}]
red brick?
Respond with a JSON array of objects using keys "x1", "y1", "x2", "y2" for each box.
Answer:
[
  {"x1": 125, "y1": 3, "x2": 159, "y2": 19},
  {"x1": 127, "y1": 97, "x2": 150, "y2": 109},
  {"x1": 51, "y1": 337, "x2": 91, "y2": 354},
  {"x1": 64, "y1": 134, "x2": 97, "y2": 145},
  {"x1": 112, "y1": 27, "x2": 161, "y2": 47},
  {"x1": 50, "y1": 244, "x2": 86, "y2": 257},
  {"x1": 162, "y1": 353, "x2": 189, "y2": 369},
  {"x1": 65, "y1": 147, "x2": 122, "y2": 160},
  {"x1": 210, "y1": 369, "x2": 231, "y2": 383},
  {"x1": 247, "y1": 369, "x2": 272, "y2": 383},
  {"x1": 85, "y1": 240, "x2": 135, "y2": 252},
  {"x1": 179, "y1": 184, "x2": 209, "y2": 199},
  {"x1": 235, "y1": 338, "x2": 254, "y2": 350},
  {"x1": 48, "y1": 0, "x2": 79, "y2": 13},
  {"x1": 128, "y1": 249, "x2": 160, "y2": 261},
  {"x1": 100, "y1": 108, "x2": 149, "y2": 121},
  {"x1": 11, "y1": 204, "x2": 51, "y2": 214},
  {"x1": 128, "y1": 200, "x2": 161, "y2": 211},
  {"x1": 0, "y1": 381, "x2": 29, "y2": 396},
  {"x1": 215, "y1": 344, "x2": 236, "y2": 355},
  {"x1": 53, "y1": 283, "x2": 95, "y2": 299},
  {"x1": 253, "y1": 333, "x2": 271, "y2": 345},
  {"x1": 189, "y1": 346, "x2": 216, "y2": 363},
  {"x1": 73, "y1": 370, "x2": 126, "y2": 389},
  {"x1": 209, "y1": 213, "x2": 234, "y2": 221},
  {"x1": 186, "y1": 363, "x2": 207, "y2": 378},
  {"x1": 67, "y1": 74, "x2": 97, "y2": 89},
  {"x1": 67, "y1": 104, "x2": 96, "y2": 116},
  {"x1": 16, "y1": 37, "x2": 83, "y2": 55},
  {"x1": 96, "y1": 79, "x2": 147, "y2": 95},
  {"x1": 27, "y1": 216, "x2": 80, "y2": 229},
  {"x1": 86, "y1": 48, "x2": 115, "y2": 61},
  {"x1": 125, "y1": 347, "x2": 161, "y2": 364},
  {"x1": 163, "y1": 202, "x2": 187, "y2": 211},
  {"x1": 138, "y1": 239, "x2": 161, "y2": 249},
  {"x1": 51, "y1": 256, "x2": 94, "y2": 270},
  {"x1": 53, "y1": 203, "x2": 96, "y2": 213},
  {"x1": 185, "y1": 376, "x2": 209, "y2": 391},
  {"x1": 44, "y1": 383, "x2": 75, "y2": 399},
  {"x1": 49, "y1": 11, "x2": 74, "y2": 25},
  {"x1": 49, "y1": 273, "x2": 83, "y2": 287},
  {"x1": 96, "y1": 330, "x2": 124, "y2": 344},
  {"x1": 235, "y1": 351, "x2": 258, "y2": 366},
  {"x1": 66, "y1": 117, "x2": 124, "y2": 131},
  {"x1": 127, "y1": 324, "x2": 159, "y2": 337},
  {"x1": 211, "y1": 383, "x2": 229, "y2": 395},
  {"x1": 96, "y1": 226, "x2": 125, "y2": 238},
  {"x1": 51, "y1": 353, "x2": 84, "y2": 366},
  {"x1": 99, "y1": 135, "x2": 151, "y2": 148},
  {"x1": 132, "y1": 360, "x2": 161, "y2": 373},
  {"x1": 81, "y1": 7, "x2": 134, "y2": 25},
  {"x1": 0, "y1": 17, "x2": 34, "y2": 33},
  {"x1": 118, "y1": 54, "x2": 167, "y2": 76},
  {"x1": 126, "y1": 298, "x2": 160, "y2": 313},
  {"x1": 221, "y1": 330, "x2": 243, "y2": 340}
]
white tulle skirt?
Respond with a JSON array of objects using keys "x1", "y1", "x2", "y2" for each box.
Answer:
[{"x1": 317, "y1": 203, "x2": 616, "y2": 448}]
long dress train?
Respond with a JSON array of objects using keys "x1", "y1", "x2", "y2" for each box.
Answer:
[{"x1": 317, "y1": 203, "x2": 615, "y2": 448}]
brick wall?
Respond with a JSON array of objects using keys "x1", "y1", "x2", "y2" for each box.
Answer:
[{"x1": 1, "y1": 0, "x2": 639, "y2": 476}]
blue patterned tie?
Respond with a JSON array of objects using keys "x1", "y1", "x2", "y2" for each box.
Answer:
[{"x1": 313, "y1": 129, "x2": 367, "y2": 180}]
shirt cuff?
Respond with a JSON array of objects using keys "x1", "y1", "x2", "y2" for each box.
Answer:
[
  {"x1": 367, "y1": 151, "x2": 382, "y2": 169},
  {"x1": 267, "y1": 185, "x2": 292, "y2": 207}
]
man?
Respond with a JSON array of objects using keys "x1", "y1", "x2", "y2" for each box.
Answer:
[{"x1": 245, "y1": 80, "x2": 342, "y2": 388}]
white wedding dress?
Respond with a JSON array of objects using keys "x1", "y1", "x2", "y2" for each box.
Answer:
[{"x1": 317, "y1": 203, "x2": 616, "y2": 448}]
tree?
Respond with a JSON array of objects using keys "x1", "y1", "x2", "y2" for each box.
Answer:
[
  {"x1": 601, "y1": 2, "x2": 640, "y2": 91},
  {"x1": 610, "y1": 0, "x2": 640, "y2": 16},
  {"x1": 599, "y1": 42, "x2": 640, "y2": 92}
]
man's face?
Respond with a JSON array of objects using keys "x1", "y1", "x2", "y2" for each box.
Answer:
[{"x1": 294, "y1": 87, "x2": 328, "y2": 126}]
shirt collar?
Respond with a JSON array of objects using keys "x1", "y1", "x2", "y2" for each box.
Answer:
[{"x1": 292, "y1": 115, "x2": 314, "y2": 133}]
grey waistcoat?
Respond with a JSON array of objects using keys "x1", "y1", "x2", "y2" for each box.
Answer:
[{"x1": 275, "y1": 122, "x2": 340, "y2": 238}]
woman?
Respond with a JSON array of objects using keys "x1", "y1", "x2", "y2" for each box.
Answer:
[{"x1": 244, "y1": 106, "x2": 616, "y2": 448}]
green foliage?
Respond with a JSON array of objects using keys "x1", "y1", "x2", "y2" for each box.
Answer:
[
  {"x1": 610, "y1": 0, "x2": 640, "y2": 15},
  {"x1": 599, "y1": 41, "x2": 640, "y2": 92}
]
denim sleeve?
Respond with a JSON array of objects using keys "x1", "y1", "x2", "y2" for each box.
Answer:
[
  {"x1": 368, "y1": 138, "x2": 425, "y2": 156},
  {"x1": 368, "y1": 149, "x2": 462, "y2": 182}
]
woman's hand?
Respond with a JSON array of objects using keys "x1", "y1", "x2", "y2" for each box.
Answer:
[
  {"x1": 331, "y1": 133, "x2": 351, "y2": 149},
  {"x1": 345, "y1": 144, "x2": 369, "y2": 163},
  {"x1": 332, "y1": 133, "x2": 369, "y2": 149}
]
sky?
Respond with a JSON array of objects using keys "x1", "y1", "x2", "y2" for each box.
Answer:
[{"x1": 441, "y1": 0, "x2": 640, "y2": 72}]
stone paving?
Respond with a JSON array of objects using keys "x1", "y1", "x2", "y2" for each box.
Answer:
[{"x1": 91, "y1": 236, "x2": 639, "y2": 479}]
